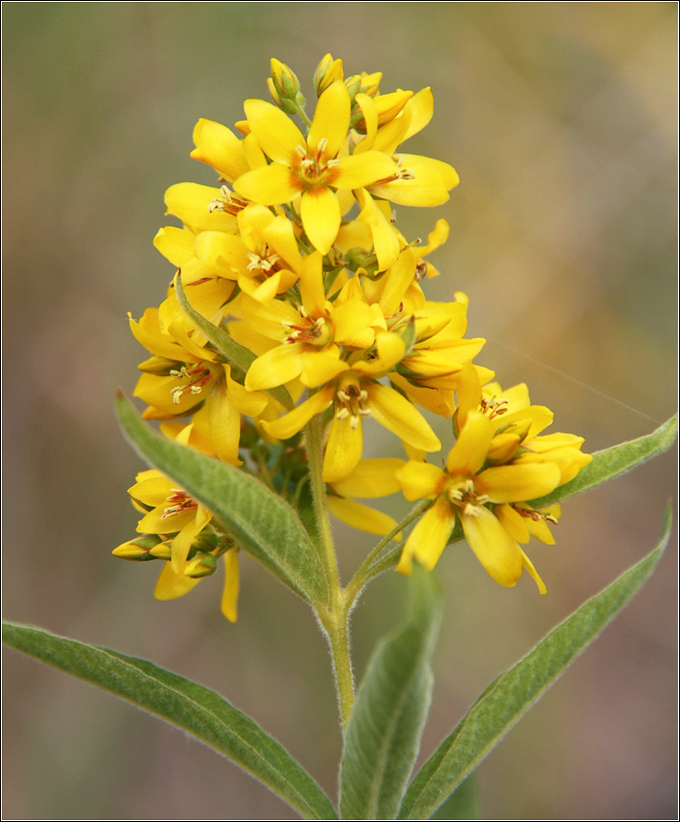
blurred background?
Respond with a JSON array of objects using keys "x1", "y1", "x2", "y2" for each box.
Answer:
[{"x1": 3, "y1": 3, "x2": 676, "y2": 819}]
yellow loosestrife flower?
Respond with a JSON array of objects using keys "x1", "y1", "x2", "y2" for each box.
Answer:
[{"x1": 396, "y1": 410, "x2": 583, "y2": 593}]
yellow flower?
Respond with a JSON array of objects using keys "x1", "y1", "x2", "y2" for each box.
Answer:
[
  {"x1": 115, "y1": 470, "x2": 240, "y2": 622},
  {"x1": 327, "y1": 458, "x2": 405, "y2": 539},
  {"x1": 396, "y1": 411, "x2": 565, "y2": 592},
  {"x1": 126, "y1": 470, "x2": 213, "y2": 572},
  {"x1": 233, "y1": 81, "x2": 397, "y2": 254},
  {"x1": 130, "y1": 307, "x2": 268, "y2": 464},
  {"x1": 262, "y1": 337, "x2": 441, "y2": 483}
]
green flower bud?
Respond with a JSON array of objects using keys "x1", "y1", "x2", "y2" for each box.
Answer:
[
  {"x1": 185, "y1": 551, "x2": 218, "y2": 579},
  {"x1": 112, "y1": 534, "x2": 163, "y2": 561},
  {"x1": 313, "y1": 53, "x2": 344, "y2": 97}
]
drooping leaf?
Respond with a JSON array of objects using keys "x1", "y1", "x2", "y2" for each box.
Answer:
[
  {"x1": 530, "y1": 413, "x2": 677, "y2": 508},
  {"x1": 339, "y1": 564, "x2": 443, "y2": 820},
  {"x1": 398, "y1": 508, "x2": 671, "y2": 820},
  {"x1": 2, "y1": 622, "x2": 337, "y2": 820},
  {"x1": 175, "y1": 276, "x2": 294, "y2": 410},
  {"x1": 116, "y1": 393, "x2": 329, "y2": 606}
]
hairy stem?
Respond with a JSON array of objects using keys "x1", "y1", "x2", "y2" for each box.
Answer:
[{"x1": 305, "y1": 415, "x2": 355, "y2": 725}]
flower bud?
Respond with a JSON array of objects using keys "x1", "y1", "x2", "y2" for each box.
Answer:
[
  {"x1": 271, "y1": 58, "x2": 301, "y2": 99},
  {"x1": 313, "y1": 53, "x2": 344, "y2": 97},
  {"x1": 185, "y1": 551, "x2": 218, "y2": 579},
  {"x1": 112, "y1": 535, "x2": 163, "y2": 561},
  {"x1": 269, "y1": 59, "x2": 306, "y2": 115}
]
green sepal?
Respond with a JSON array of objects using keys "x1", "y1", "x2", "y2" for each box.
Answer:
[
  {"x1": 174, "y1": 276, "x2": 294, "y2": 410},
  {"x1": 397, "y1": 508, "x2": 671, "y2": 820},
  {"x1": 339, "y1": 564, "x2": 443, "y2": 820},
  {"x1": 2, "y1": 622, "x2": 337, "y2": 820},
  {"x1": 115, "y1": 393, "x2": 329, "y2": 607},
  {"x1": 530, "y1": 413, "x2": 678, "y2": 508}
]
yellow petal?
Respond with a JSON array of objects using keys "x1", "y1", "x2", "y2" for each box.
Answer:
[
  {"x1": 367, "y1": 383, "x2": 441, "y2": 452},
  {"x1": 397, "y1": 498, "x2": 456, "y2": 574},
  {"x1": 300, "y1": 188, "x2": 341, "y2": 254},
  {"x1": 379, "y1": 248, "x2": 417, "y2": 316},
  {"x1": 402, "y1": 87, "x2": 434, "y2": 142},
  {"x1": 308, "y1": 81, "x2": 351, "y2": 161},
  {"x1": 353, "y1": 92, "x2": 379, "y2": 154},
  {"x1": 299, "y1": 349, "x2": 349, "y2": 389},
  {"x1": 207, "y1": 379, "x2": 242, "y2": 466},
  {"x1": 153, "y1": 226, "x2": 196, "y2": 267},
  {"x1": 299, "y1": 251, "x2": 327, "y2": 316},
  {"x1": 327, "y1": 496, "x2": 400, "y2": 539},
  {"x1": 244, "y1": 343, "x2": 304, "y2": 391},
  {"x1": 446, "y1": 410, "x2": 493, "y2": 476},
  {"x1": 221, "y1": 548, "x2": 240, "y2": 622},
  {"x1": 263, "y1": 215, "x2": 304, "y2": 274},
  {"x1": 164, "y1": 183, "x2": 237, "y2": 233},
  {"x1": 395, "y1": 461, "x2": 447, "y2": 501},
  {"x1": 475, "y1": 463, "x2": 562, "y2": 503},
  {"x1": 190, "y1": 118, "x2": 249, "y2": 182},
  {"x1": 462, "y1": 507, "x2": 524, "y2": 588},
  {"x1": 244, "y1": 97, "x2": 305, "y2": 163},
  {"x1": 262, "y1": 386, "x2": 334, "y2": 440},
  {"x1": 355, "y1": 188, "x2": 400, "y2": 270},
  {"x1": 171, "y1": 517, "x2": 205, "y2": 572},
  {"x1": 154, "y1": 562, "x2": 200, "y2": 600},
  {"x1": 494, "y1": 503, "x2": 530, "y2": 544},
  {"x1": 322, "y1": 415, "x2": 363, "y2": 483},
  {"x1": 329, "y1": 458, "x2": 405, "y2": 498},
  {"x1": 233, "y1": 163, "x2": 299, "y2": 206},
  {"x1": 334, "y1": 151, "x2": 398, "y2": 190},
  {"x1": 520, "y1": 549, "x2": 547, "y2": 595}
]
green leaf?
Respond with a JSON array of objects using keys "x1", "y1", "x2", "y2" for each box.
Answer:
[
  {"x1": 116, "y1": 393, "x2": 329, "y2": 607},
  {"x1": 174, "y1": 276, "x2": 294, "y2": 410},
  {"x1": 428, "y1": 775, "x2": 479, "y2": 820},
  {"x1": 339, "y1": 564, "x2": 443, "y2": 820},
  {"x1": 2, "y1": 621, "x2": 337, "y2": 821},
  {"x1": 530, "y1": 414, "x2": 678, "y2": 508},
  {"x1": 398, "y1": 507, "x2": 671, "y2": 820}
]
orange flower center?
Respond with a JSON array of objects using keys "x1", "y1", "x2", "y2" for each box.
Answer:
[{"x1": 293, "y1": 141, "x2": 340, "y2": 191}]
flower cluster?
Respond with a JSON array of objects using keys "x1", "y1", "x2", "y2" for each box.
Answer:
[{"x1": 115, "y1": 56, "x2": 591, "y2": 617}]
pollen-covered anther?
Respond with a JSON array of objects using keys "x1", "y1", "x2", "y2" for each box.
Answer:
[
  {"x1": 169, "y1": 366, "x2": 212, "y2": 403},
  {"x1": 161, "y1": 489, "x2": 198, "y2": 519},
  {"x1": 207, "y1": 185, "x2": 248, "y2": 215},
  {"x1": 395, "y1": 166, "x2": 416, "y2": 181},
  {"x1": 519, "y1": 507, "x2": 559, "y2": 525},
  {"x1": 480, "y1": 396, "x2": 510, "y2": 419},
  {"x1": 415, "y1": 261, "x2": 428, "y2": 281},
  {"x1": 334, "y1": 382, "x2": 370, "y2": 424},
  {"x1": 447, "y1": 479, "x2": 489, "y2": 515},
  {"x1": 247, "y1": 249, "x2": 279, "y2": 274}
]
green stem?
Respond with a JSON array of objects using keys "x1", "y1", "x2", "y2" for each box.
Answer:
[
  {"x1": 345, "y1": 500, "x2": 433, "y2": 607},
  {"x1": 305, "y1": 416, "x2": 355, "y2": 726}
]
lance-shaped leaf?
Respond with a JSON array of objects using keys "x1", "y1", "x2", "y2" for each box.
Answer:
[
  {"x1": 398, "y1": 508, "x2": 671, "y2": 820},
  {"x1": 116, "y1": 393, "x2": 329, "y2": 606},
  {"x1": 2, "y1": 622, "x2": 337, "y2": 821},
  {"x1": 339, "y1": 564, "x2": 443, "y2": 820},
  {"x1": 175, "y1": 276, "x2": 294, "y2": 410},
  {"x1": 428, "y1": 775, "x2": 479, "y2": 820},
  {"x1": 530, "y1": 413, "x2": 677, "y2": 508}
]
